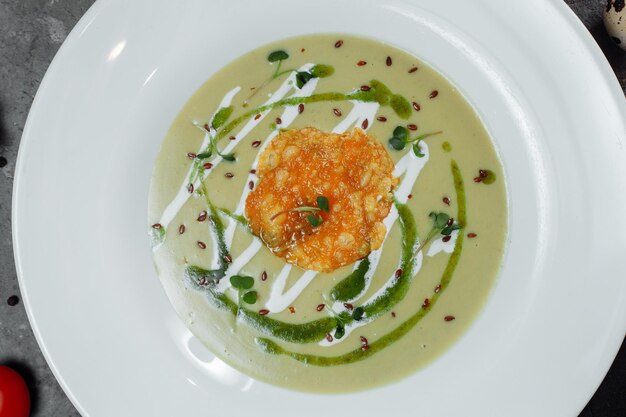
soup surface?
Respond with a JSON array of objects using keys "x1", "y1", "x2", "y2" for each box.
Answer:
[{"x1": 149, "y1": 34, "x2": 507, "y2": 392}]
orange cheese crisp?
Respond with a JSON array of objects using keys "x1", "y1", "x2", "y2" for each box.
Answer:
[{"x1": 245, "y1": 127, "x2": 397, "y2": 272}]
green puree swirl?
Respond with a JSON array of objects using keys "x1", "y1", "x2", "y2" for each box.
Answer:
[
  {"x1": 330, "y1": 257, "x2": 370, "y2": 302},
  {"x1": 199, "y1": 80, "x2": 411, "y2": 154},
  {"x1": 186, "y1": 199, "x2": 418, "y2": 344},
  {"x1": 255, "y1": 159, "x2": 466, "y2": 365},
  {"x1": 185, "y1": 183, "x2": 232, "y2": 284}
]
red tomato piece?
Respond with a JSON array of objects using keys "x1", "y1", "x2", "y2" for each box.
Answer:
[{"x1": 0, "y1": 366, "x2": 30, "y2": 417}]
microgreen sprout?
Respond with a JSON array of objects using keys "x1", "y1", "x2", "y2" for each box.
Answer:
[
  {"x1": 352, "y1": 307, "x2": 365, "y2": 321},
  {"x1": 190, "y1": 116, "x2": 237, "y2": 179},
  {"x1": 388, "y1": 126, "x2": 443, "y2": 157},
  {"x1": 334, "y1": 324, "x2": 346, "y2": 340},
  {"x1": 294, "y1": 64, "x2": 334, "y2": 89},
  {"x1": 245, "y1": 49, "x2": 334, "y2": 104},
  {"x1": 268, "y1": 50, "x2": 290, "y2": 75},
  {"x1": 230, "y1": 275, "x2": 258, "y2": 306},
  {"x1": 212, "y1": 106, "x2": 234, "y2": 130},
  {"x1": 411, "y1": 211, "x2": 461, "y2": 260},
  {"x1": 270, "y1": 196, "x2": 330, "y2": 227},
  {"x1": 200, "y1": 120, "x2": 236, "y2": 162}
]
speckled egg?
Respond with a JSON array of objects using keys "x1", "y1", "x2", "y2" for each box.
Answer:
[{"x1": 604, "y1": 1, "x2": 626, "y2": 50}]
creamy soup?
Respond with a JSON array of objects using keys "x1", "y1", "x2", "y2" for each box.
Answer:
[{"x1": 148, "y1": 34, "x2": 507, "y2": 392}]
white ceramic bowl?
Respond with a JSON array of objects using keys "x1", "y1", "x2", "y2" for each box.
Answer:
[{"x1": 13, "y1": 0, "x2": 626, "y2": 416}]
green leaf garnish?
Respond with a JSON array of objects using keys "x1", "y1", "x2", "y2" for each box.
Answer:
[
  {"x1": 388, "y1": 126, "x2": 408, "y2": 150},
  {"x1": 186, "y1": 107, "x2": 236, "y2": 167},
  {"x1": 413, "y1": 142, "x2": 425, "y2": 157},
  {"x1": 335, "y1": 324, "x2": 345, "y2": 340},
  {"x1": 230, "y1": 275, "x2": 254, "y2": 290},
  {"x1": 310, "y1": 64, "x2": 334, "y2": 78},
  {"x1": 212, "y1": 106, "x2": 234, "y2": 129},
  {"x1": 352, "y1": 307, "x2": 365, "y2": 321},
  {"x1": 388, "y1": 127, "x2": 443, "y2": 153},
  {"x1": 244, "y1": 50, "x2": 293, "y2": 104},
  {"x1": 242, "y1": 291, "x2": 258, "y2": 305},
  {"x1": 412, "y1": 211, "x2": 461, "y2": 261},
  {"x1": 196, "y1": 152, "x2": 212, "y2": 160},
  {"x1": 389, "y1": 136, "x2": 406, "y2": 150},
  {"x1": 219, "y1": 152, "x2": 236, "y2": 162},
  {"x1": 441, "y1": 224, "x2": 461, "y2": 236},
  {"x1": 295, "y1": 71, "x2": 314, "y2": 89},
  {"x1": 270, "y1": 196, "x2": 330, "y2": 227},
  {"x1": 317, "y1": 196, "x2": 330, "y2": 212},
  {"x1": 393, "y1": 126, "x2": 408, "y2": 140},
  {"x1": 267, "y1": 50, "x2": 289, "y2": 62},
  {"x1": 307, "y1": 214, "x2": 323, "y2": 227},
  {"x1": 429, "y1": 212, "x2": 450, "y2": 229},
  {"x1": 296, "y1": 65, "x2": 335, "y2": 90}
]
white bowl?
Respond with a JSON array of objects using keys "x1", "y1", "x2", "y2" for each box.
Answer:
[{"x1": 13, "y1": 0, "x2": 626, "y2": 416}]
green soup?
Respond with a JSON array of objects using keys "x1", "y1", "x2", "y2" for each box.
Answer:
[{"x1": 148, "y1": 34, "x2": 507, "y2": 392}]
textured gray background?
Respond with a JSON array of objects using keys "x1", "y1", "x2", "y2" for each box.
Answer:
[{"x1": 0, "y1": 1, "x2": 624, "y2": 416}]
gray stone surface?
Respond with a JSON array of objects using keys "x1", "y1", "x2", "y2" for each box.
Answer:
[{"x1": 0, "y1": 1, "x2": 623, "y2": 416}]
